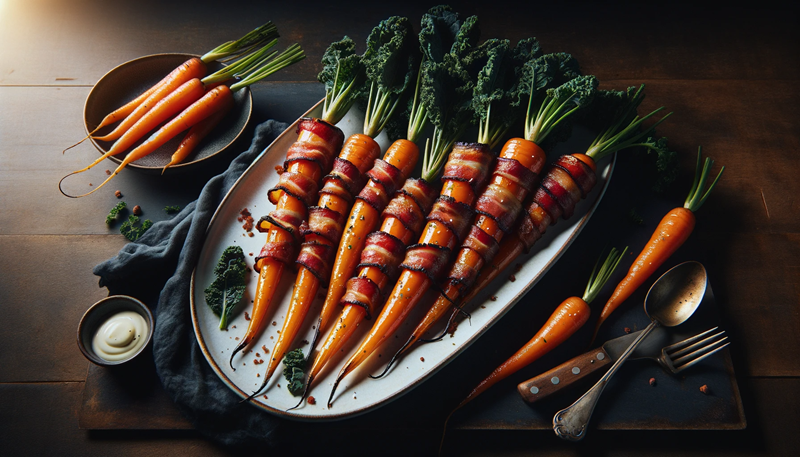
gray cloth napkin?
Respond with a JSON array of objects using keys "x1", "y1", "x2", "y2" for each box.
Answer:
[{"x1": 93, "y1": 120, "x2": 291, "y2": 448}]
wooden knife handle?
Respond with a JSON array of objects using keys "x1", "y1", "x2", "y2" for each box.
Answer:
[{"x1": 517, "y1": 347, "x2": 613, "y2": 404}]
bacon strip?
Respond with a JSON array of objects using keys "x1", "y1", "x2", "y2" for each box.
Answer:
[
  {"x1": 518, "y1": 154, "x2": 597, "y2": 251},
  {"x1": 340, "y1": 178, "x2": 437, "y2": 316},
  {"x1": 355, "y1": 159, "x2": 405, "y2": 211},
  {"x1": 254, "y1": 119, "x2": 344, "y2": 271}
]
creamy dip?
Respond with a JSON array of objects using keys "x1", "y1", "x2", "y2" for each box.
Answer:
[{"x1": 91, "y1": 311, "x2": 149, "y2": 362}]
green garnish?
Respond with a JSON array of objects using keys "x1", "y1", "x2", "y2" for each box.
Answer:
[
  {"x1": 120, "y1": 214, "x2": 152, "y2": 241},
  {"x1": 583, "y1": 246, "x2": 628, "y2": 305},
  {"x1": 106, "y1": 201, "x2": 127, "y2": 225},
  {"x1": 282, "y1": 348, "x2": 306, "y2": 396},
  {"x1": 204, "y1": 246, "x2": 248, "y2": 330},
  {"x1": 164, "y1": 205, "x2": 181, "y2": 214}
]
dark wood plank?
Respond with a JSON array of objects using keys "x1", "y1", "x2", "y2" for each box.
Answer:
[
  {"x1": 1, "y1": 2, "x2": 797, "y2": 86},
  {"x1": 2, "y1": 378, "x2": 797, "y2": 456},
  {"x1": 0, "y1": 235, "x2": 126, "y2": 382}
]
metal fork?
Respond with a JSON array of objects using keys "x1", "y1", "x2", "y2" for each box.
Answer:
[{"x1": 656, "y1": 327, "x2": 729, "y2": 374}]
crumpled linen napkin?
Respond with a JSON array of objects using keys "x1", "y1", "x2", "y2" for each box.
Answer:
[{"x1": 93, "y1": 120, "x2": 293, "y2": 448}]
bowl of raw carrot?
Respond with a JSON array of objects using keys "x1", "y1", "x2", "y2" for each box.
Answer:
[{"x1": 83, "y1": 53, "x2": 253, "y2": 174}]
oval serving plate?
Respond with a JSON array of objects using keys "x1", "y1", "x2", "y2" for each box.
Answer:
[
  {"x1": 190, "y1": 103, "x2": 614, "y2": 421},
  {"x1": 84, "y1": 53, "x2": 252, "y2": 174}
]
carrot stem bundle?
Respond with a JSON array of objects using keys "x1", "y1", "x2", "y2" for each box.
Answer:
[{"x1": 591, "y1": 147, "x2": 723, "y2": 342}]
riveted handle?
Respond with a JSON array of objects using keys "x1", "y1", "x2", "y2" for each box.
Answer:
[{"x1": 518, "y1": 348, "x2": 613, "y2": 404}]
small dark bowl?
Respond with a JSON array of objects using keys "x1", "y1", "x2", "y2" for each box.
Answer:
[
  {"x1": 77, "y1": 295, "x2": 154, "y2": 366},
  {"x1": 83, "y1": 53, "x2": 252, "y2": 174}
]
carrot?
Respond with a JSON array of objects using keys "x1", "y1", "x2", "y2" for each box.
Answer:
[
  {"x1": 454, "y1": 247, "x2": 624, "y2": 410},
  {"x1": 232, "y1": 37, "x2": 360, "y2": 387},
  {"x1": 309, "y1": 140, "x2": 419, "y2": 347},
  {"x1": 436, "y1": 86, "x2": 672, "y2": 342},
  {"x1": 64, "y1": 23, "x2": 279, "y2": 152},
  {"x1": 161, "y1": 96, "x2": 233, "y2": 173},
  {"x1": 326, "y1": 141, "x2": 495, "y2": 407},
  {"x1": 591, "y1": 147, "x2": 723, "y2": 342},
  {"x1": 91, "y1": 59, "x2": 208, "y2": 143},
  {"x1": 250, "y1": 134, "x2": 380, "y2": 397},
  {"x1": 63, "y1": 85, "x2": 233, "y2": 198},
  {"x1": 60, "y1": 43, "x2": 305, "y2": 198}
]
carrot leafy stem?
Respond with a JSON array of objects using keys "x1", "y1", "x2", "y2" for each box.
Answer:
[
  {"x1": 684, "y1": 146, "x2": 725, "y2": 212},
  {"x1": 583, "y1": 246, "x2": 628, "y2": 305},
  {"x1": 201, "y1": 22, "x2": 279, "y2": 64}
]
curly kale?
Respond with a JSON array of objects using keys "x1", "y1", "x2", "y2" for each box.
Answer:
[
  {"x1": 418, "y1": 5, "x2": 478, "y2": 63},
  {"x1": 119, "y1": 214, "x2": 152, "y2": 241},
  {"x1": 164, "y1": 205, "x2": 181, "y2": 215},
  {"x1": 106, "y1": 201, "x2": 127, "y2": 225},
  {"x1": 204, "y1": 246, "x2": 248, "y2": 330},
  {"x1": 282, "y1": 348, "x2": 306, "y2": 396},
  {"x1": 361, "y1": 16, "x2": 420, "y2": 139},
  {"x1": 468, "y1": 37, "x2": 544, "y2": 148},
  {"x1": 318, "y1": 36, "x2": 366, "y2": 125},
  {"x1": 645, "y1": 136, "x2": 679, "y2": 194}
]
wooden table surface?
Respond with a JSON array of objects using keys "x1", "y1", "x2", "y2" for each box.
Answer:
[{"x1": 2, "y1": 1, "x2": 798, "y2": 455}]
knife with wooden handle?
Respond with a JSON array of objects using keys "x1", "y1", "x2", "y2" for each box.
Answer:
[{"x1": 518, "y1": 326, "x2": 669, "y2": 403}]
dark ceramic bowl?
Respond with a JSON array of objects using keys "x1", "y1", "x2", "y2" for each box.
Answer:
[
  {"x1": 77, "y1": 295, "x2": 154, "y2": 366},
  {"x1": 83, "y1": 53, "x2": 252, "y2": 174}
]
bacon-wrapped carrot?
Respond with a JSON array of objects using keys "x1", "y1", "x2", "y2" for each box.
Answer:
[
  {"x1": 291, "y1": 8, "x2": 480, "y2": 407},
  {"x1": 230, "y1": 37, "x2": 363, "y2": 371},
  {"x1": 309, "y1": 15, "x2": 424, "y2": 354},
  {"x1": 453, "y1": 86, "x2": 673, "y2": 326},
  {"x1": 326, "y1": 141, "x2": 495, "y2": 407},
  {"x1": 374, "y1": 67, "x2": 601, "y2": 374}
]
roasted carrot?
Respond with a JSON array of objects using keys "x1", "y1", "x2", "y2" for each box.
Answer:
[
  {"x1": 91, "y1": 59, "x2": 208, "y2": 143},
  {"x1": 161, "y1": 100, "x2": 233, "y2": 173},
  {"x1": 591, "y1": 147, "x2": 723, "y2": 342},
  {"x1": 232, "y1": 37, "x2": 361, "y2": 386},
  {"x1": 373, "y1": 68, "x2": 600, "y2": 376},
  {"x1": 60, "y1": 43, "x2": 305, "y2": 198},
  {"x1": 64, "y1": 23, "x2": 279, "y2": 151},
  {"x1": 326, "y1": 141, "x2": 495, "y2": 407},
  {"x1": 250, "y1": 134, "x2": 380, "y2": 397},
  {"x1": 455, "y1": 246, "x2": 625, "y2": 409},
  {"x1": 447, "y1": 85, "x2": 672, "y2": 339}
]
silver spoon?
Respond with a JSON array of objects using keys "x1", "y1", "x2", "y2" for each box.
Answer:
[{"x1": 553, "y1": 261, "x2": 708, "y2": 441}]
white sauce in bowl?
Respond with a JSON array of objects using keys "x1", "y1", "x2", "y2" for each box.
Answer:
[{"x1": 91, "y1": 311, "x2": 149, "y2": 362}]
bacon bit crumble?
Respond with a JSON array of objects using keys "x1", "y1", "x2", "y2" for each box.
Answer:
[
  {"x1": 114, "y1": 190, "x2": 122, "y2": 198},
  {"x1": 133, "y1": 205, "x2": 142, "y2": 216},
  {"x1": 275, "y1": 165, "x2": 284, "y2": 175},
  {"x1": 307, "y1": 396, "x2": 316, "y2": 405},
  {"x1": 490, "y1": 296, "x2": 497, "y2": 301},
  {"x1": 649, "y1": 377, "x2": 657, "y2": 386},
  {"x1": 509, "y1": 275, "x2": 516, "y2": 282},
  {"x1": 245, "y1": 312, "x2": 251, "y2": 321},
  {"x1": 700, "y1": 384, "x2": 710, "y2": 395},
  {"x1": 624, "y1": 327, "x2": 632, "y2": 334}
]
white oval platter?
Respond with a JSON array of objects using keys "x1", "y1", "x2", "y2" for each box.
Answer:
[{"x1": 190, "y1": 101, "x2": 614, "y2": 421}]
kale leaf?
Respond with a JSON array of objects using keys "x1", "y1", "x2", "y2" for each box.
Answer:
[
  {"x1": 106, "y1": 201, "x2": 127, "y2": 225},
  {"x1": 204, "y1": 246, "x2": 248, "y2": 330},
  {"x1": 119, "y1": 214, "x2": 152, "y2": 241},
  {"x1": 282, "y1": 348, "x2": 306, "y2": 396}
]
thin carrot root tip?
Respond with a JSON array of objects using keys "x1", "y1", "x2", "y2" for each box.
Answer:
[{"x1": 63, "y1": 135, "x2": 91, "y2": 154}]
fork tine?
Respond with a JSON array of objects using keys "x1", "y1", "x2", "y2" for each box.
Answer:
[
  {"x1": 668, "y1": 330, "x2": 726, "y2": 360},
  {"x1": 663, "y1": 327, "x2": 718, "y2": 355},
  {"x1": 672, "y1": 338, "x2": 730, "y2": 372}
]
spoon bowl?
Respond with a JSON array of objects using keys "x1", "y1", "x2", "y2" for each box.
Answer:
[{"x1": 645, "y1": 261, "x2": 708, "y2": 327}]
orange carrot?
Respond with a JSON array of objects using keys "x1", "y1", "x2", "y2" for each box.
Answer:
[
  {"x1": 326, "y1": 142, "x2": 495, "y2": 407},
  {"x1": 161, "y1": 96, "x2": 233, "y2": 173},
  {"x1": 249, "y1": 134, "x2": 380, "y2": 397},
  {"x1": 92, "y1": 58, "x2": 207, "y2": 143},
  {"x1": 313, "y1": 139, "x2": 419, "y2": 345},
  {"x1": 592, "y1": 147, "x2": 723, "y2": 342},
  {"x1": 65, "y1": 23, "x2": 279, "y2": 152},
  {"x1": 455, "y1": 246, "x2": 624, "y2": 409},
  {"x1": 64, "y1": 85, "x2": 233, "y2": 197},
  {"x1": 231, "y1": 119, "x2": 343, "y2": 367},
  {"x1": 375, "y1": 138, "x2": 546, "y2": 372}
]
